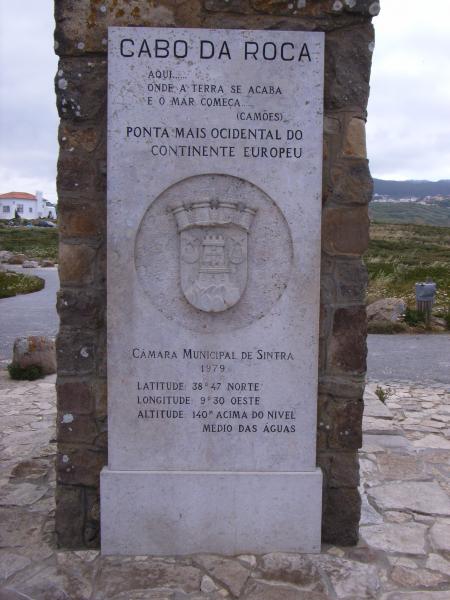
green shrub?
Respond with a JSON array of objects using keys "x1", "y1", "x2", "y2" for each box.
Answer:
[
  {"x1": 445, "y1": 313, "x2": 450, "y2": 330},
  {"x1": 375, "y1": 385, "x2": 393, "y2": 404},
  {"x1": 367, "y1": 320, "x2": 407, "y2": 334},
  {"x1": 7, "y1": 363, "x2": 44, "y2": 381},
  {"x1": 0, "y1": 271, "x2": 44, "y2": 298},
  {"x1": 403, "y1": 307, "x2": 425, "y2": 327}
]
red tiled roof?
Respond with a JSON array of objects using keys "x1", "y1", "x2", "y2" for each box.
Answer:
[{"x1": 0, "y1": 192, "x2": 36, "y2": 200}]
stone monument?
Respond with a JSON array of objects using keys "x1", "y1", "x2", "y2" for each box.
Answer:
[
  {"x1": 101, "y1": 27, "x2": 324, "y2": 554},
  {"x1": 55, "y1": 1, "x2": 377, "y2": 550}
]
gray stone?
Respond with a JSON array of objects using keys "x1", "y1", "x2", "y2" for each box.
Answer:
[
  {"x1": 368, "y1": 481, "x2": 450, "y2": 516},
  {"x1": 103, "y1": 26, "x2": 325, "y2": 555},
  {"x1": 12, "y1": 336, "x2": 56, "y2": 375},
  {"x1": 0, "y1": 250, "x2": 13, "y2": 262},
  {"x1": 363, "y1": 434, "x2": 413, "y2": 451},
  {"x1": 7, "y1": 563, "x2": 94, "y2": 600},
  {"x1": 390, "y1": 566, "x2": 449, "y2": 588},
  {"x1": 426, "y1": 554, "x2": 450, "y2": 576},
  {"x1": 93, "y1": 558, "x2": 202, "y2": 598},
  {"x1": 382, "y1": 593, "x2": 450, "y2": 600},
  {"x1": 259, "y1": 553, "x2": 324, "y2": 589},
  {"x1": 413, "y1": 435, "x2": 450, "y2": 449},
  {"x1": 194, "y1": 556, "x2": 249, "y2": 597},
  {"x1": 243, "y1": 580, "x2": 327, "y2": 600},
  {"x1": 7, "y1": 254, "x2": 27, "y2": 265},
  {"x1": 364, "y1": 392, "x2": 393, "y2": 419},
  {"x1": 200, "y1": 575, "x2": 219, "y2": 593},
  {"x1": 0, "y1": 552, "x2": 31, "y2": 582},
  {"x1": 360, "y1": 492, "x2": 384, "y2": 525},
  {"x1": 361, "y1": 523, "x2": 428, "y2": 555},
  {"x1": 0, "y1": 508, "x2": 46, "y2": 548},
  {"x1": 313, "y1": 555, "x2": 380, "y2": 599},
  {"x1": 367, "y1": 298, "x2": 406, "y2": 323},
  {"x1": 376, "y1": 453, "x2": 425, "y2": 481},
  {"x1": 21, "y1": 261, "x2": 39, "y2": 269},
  {"x1": 0, "y1": 482, "x2": 47, "y2": 507},
  {"x1": 363, "y1": 417, "x2": 398, "y2": 434},
  {"x1": 430, "y1": 521, "x2": 450, "y2": 552}
]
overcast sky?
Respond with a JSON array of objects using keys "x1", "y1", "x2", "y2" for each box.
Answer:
[{"x1": 0, "y1": 1, "x2": 449, "y2": 203}]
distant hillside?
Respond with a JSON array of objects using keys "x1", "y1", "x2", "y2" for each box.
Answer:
[
  {"x1": 369, "y1": 202, "x2": 450, "y2": 227},
  {"x1": 373, "y1": 178, "x2": 450, "y2": 199}
]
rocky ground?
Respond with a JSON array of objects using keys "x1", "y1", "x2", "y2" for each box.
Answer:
[{"x1": 0, "y1": 372, "x2": 449, "y2": 599}]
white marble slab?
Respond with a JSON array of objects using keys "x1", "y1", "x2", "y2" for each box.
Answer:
[{"x1": 103, "y1": 26, "x2": 324, "y2": 554}]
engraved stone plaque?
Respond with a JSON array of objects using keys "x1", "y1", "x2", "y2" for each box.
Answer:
[{"x1": 102, "y1": 27, "x2": 324, "y2": 555}]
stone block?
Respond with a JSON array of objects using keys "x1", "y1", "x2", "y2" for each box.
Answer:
[
  {"x1": 324, "y1": 23, "x2": 374, "y2": 110},
  {"x1": 361, "y1": 522, "x2": 428, "y2": 555},
  {"x1": 56, "y1": 57, "x2": 106, "y2": 122},
  {"x1": 84, "y1": 487, "x2": 101, "y2": 547},
  {"x1": 322, "y1": 206, "x2": 370, "y2": 256},
  {"x1": 205, "y1": 0, "x2": 252, "y2": 14},
  {"x1": 57, "y1": 142, "x2": 106, "y2": 194},
  {"x1": 319, "y1": 375, "x2": 365, "y2": 399},
  {"x1": 95, "y1": 379, "x2": 108, "y2": 419},
  {"x1": 343, "y1": 117, "x2": 367, "y2": 158},
  {"x1": 318, "y1": 394, "x2": 363, "y2": 450},
  {"x1": 12, "y1": 336, "x2": 56, "y2": 375},
  {"x1": 258, "y1": 553, "x2": 324, "y2": 589},
  {"x1": 328, "y1": 306, "x2": 367, "y2": 373},
  {"x1": 57, "y1": 445, "x2": 106, "y2": 488},
  {"x1": 328, "y1": 451, "x2": 360, "y2": 487},
  {"x1": 322, "y1": 487, "x2": 360, "y2": 545},
  {"x1": 7, "y1": 253, "x2": 28, "y2": 265},
  {"x1": 101, "y1": 469, "x2": 323, "y2": 554},
  {"x1": 22, "y1": 260, "x2": 39, "y2": 268},
  {"x1": 57, "y1": 412, "x2": 99, "y2": 445},
  {"x1": 59, "y1": 122, "x2": 100, "y2": 153},
  {"x1": 55, "y1": 485, "x2": 85, "y2": 548},
  {"x1": 57, "y1": 380, "x2": 94, "y2": 415},
  {"x1": 55, "y1": 0, "x2": 202, "y2": 56},
  {"x1": 57, "y1": 289, "x2": 104, "y2": 329},
  {"x1": 368, "y1": 481, "x2": 450, "y2": 516},
  {"x1": 58, "y1": 202, "x2": 105, "y2": 239},
  {"x1": 334, "y1": 258, "x2": 368, "y2": 303},
  {"x1": 58, "y1": 243, "x2": 96, "y2": 286},
  {"x1": 56, "y1": 330, "x2": 96, "y2": 375},
  {"x1": 329, "y1": 159, "x2": 372, "y2": 205}
]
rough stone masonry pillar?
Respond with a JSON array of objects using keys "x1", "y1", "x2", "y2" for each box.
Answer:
[{"x1": 54, "y1": 0, "x2": 378, "y2": 548}]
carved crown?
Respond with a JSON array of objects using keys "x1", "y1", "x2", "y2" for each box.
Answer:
[{"x1": 171, "y1": 200, "x2": 257, "y2": 233}]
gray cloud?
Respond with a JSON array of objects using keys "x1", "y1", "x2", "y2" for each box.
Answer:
[
  {"x1": 0, "y1": 0, "x2": 58, "y2": 201},
  {"x1": 367, "y1": 0, "x2": 450, "y2": 180},
  {"x1": 0, "y1": 0, "x2": 449, "y2": 199}
]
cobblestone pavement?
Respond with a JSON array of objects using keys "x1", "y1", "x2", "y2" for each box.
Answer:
[{"x1": 0, "y1": 372, "x2": 450, "y2": 599}]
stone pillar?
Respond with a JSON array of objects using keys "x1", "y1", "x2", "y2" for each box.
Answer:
[{"x1": 55, "y1": 0, "x2": 378, "y2": 548}]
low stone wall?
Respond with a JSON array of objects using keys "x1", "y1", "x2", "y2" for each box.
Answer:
[{"x1": 55, "y1": 0, "x2": 377, "y2": 548}]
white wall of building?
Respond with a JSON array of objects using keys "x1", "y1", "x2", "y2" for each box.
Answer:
[{"x1": 0, "y1": 191, "x2": 57, "y2": 220}]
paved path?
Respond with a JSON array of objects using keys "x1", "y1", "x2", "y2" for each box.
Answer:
[
  {"x1": 367, "y1": 333, "x2": 450, "y2": 385},
  {"x1": 0, "y1": 267, "x2": 59, "y2": 363},
  {"x1": 0, "y1": 373, "x2": 449, "y2": 598}
]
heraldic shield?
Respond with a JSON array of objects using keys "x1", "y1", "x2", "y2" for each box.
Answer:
[{"x1": 171, "y1": 200, "x2": 257, "y2": 313}]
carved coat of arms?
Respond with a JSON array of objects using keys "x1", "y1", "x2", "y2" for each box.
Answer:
[{"x1": 171, "y1": 200, "x2": 257, "y2": 312}]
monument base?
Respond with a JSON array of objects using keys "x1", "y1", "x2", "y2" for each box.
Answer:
[{"x1": 100, "y1": 468, "x2": 322, "y2": 555}]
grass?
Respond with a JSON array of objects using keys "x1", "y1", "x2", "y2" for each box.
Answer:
[
  {"x1": 369, "y1": 202, "x2": 450, "y2": 227},
  {"x1": 366, "y1": 222, "x2": 450, "y2": 313},
  {"x1": 7, "y1": 363, "x2": 44, "y2": 381},
  {"x1": 374, "y1": 385, "x2": 393, "y2": 404},
  {"x1": 0, "y1": 224, "x2": 58, "y2": 261},
  {"x1": 0, "y1": 270, "x2": 45, "y2": 298}
]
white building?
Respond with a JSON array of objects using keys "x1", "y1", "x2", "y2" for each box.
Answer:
[{"x1": 0, "y1": 191, "x2": 57, "y2": 220}]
